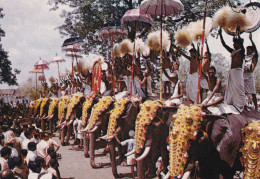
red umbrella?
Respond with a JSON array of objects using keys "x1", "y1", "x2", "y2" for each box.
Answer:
[
  {"x1": 34, "y1": 58, "x2": 49, "y2": 70},
  {"x1": 140, "y1": 0, "x2": 184, "y2": 101},
  {"x1": 50, "y1": 54, "x2": 65, "y2": 97},
  {"x1": 121, "y1": 8, "x2": 153, "y2": 97}
]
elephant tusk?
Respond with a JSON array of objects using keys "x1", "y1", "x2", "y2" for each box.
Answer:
[
  {"x1": 99, "y1": 135, "x2": 108, "y2": 140},
  {"x1": 89, "y1": 126, "x2": 98, "y2": 133},
  {"x1": 125, "y1": 148, "x2": 135, "y2": 156},
  {"x1": 105, "y1": 135, "x2": 115, "y2": 141},
  {"x1": 67, "y1": 119, "x2": 74, "y2": 125},
  {"x1": 164, "y1": 172, "x2": 170, "y2": 179},
  {"x1": 136, "y1": 146, "x2": 151, "y2": 161},
  {"x1": 79, "y1": 124, "x2": 89, "y2": 133}
]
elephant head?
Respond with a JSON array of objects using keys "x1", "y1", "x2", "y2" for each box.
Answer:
[
  {"x1": 33, "y1": 98, "x2": 43, "y2": 119},
  {"x1": 128, "y1": 100, "x2": 177, "y2": 179}
]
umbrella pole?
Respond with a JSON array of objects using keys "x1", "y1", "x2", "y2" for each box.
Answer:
[
  {"x1": 36, "y1": 73, "x2": 38, "y2": 98},
  {"x1": 196, "y1": 0, "x2": 208, "y2": 104},
  {"x1": 111, "y1": 36, "x2": 115, "y2": 97},
  {"x1": 159, "y1": 3, "x2": 163, "y2": 101},
  {"x1": 130, "y1": 22, "x2": 137, "y2": 98},
  {"x1": 71, "y1": 56, "x2": 74, "y2": 95},
  {"x1": 57, "y1": 62, "x2": 61, "y2": 97}
]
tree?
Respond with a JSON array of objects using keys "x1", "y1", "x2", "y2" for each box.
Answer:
[{"x1": 0, "y1": 8, "x2": 17, "y2": 86}]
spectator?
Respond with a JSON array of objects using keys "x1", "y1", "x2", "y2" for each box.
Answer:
[
  {"x1": 0, "y1": 147, "x2": 11, "y2": 172},
  {"x1": 36, "y1": 133, "x2": 49, "y2": 161},
  {"x1": 22, "y1": 130, "x2": 33, "y2": 150},
  {"x1": 26, "y1": 142, "x2": 37, "y2": 165},
  {"x1": 46, "y1": 159, "x2": 59, "y2": 179}
]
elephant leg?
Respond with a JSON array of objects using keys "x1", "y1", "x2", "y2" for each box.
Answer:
[
  {"x1": 108, "y1": 140, "x2": 124, "y2": 178},
  {"x1": 60, "y1": 126, "x2": 67, "y2": 146},
  {"x1": 49, "y1": 119, "x2": 53, "y2": 134},
  {"x1": 137, "y1": 159, "x2": 145, "y2": 179},
  {"x1": 89, "y1": 132, "x2": 102, "y2": 168},
  {"x1": 65, "y1": 123, "x2": 72, "y2": 145},
  {"x1": 41, "y1": 119, "x2": 45, "y2": 132},
  {"x1": 84, "y1": 134, "x2": 90, "y2": 158}
]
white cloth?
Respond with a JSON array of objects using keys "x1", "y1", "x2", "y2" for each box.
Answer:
[
  {"x1": 47, "y1": 167, "x2": 58, "y2": 178},
  {"x1": 121, "y1": 139, "x2": 135, "y2": 165},
  {"x1": 28, "y1": 172, "x2": 39, "y2": 179},
  {"x1": 165, "y1": 80, "x2": 182, "y2": 106},
  {"x1": 123, "y1": 76, "x2": 136, "y2": 95},
  {"x1": 11, "y1": 147, "x2": 18, "y2": 158},
  {"x1": 200, "y1": 76, "x2": 209, "y2": 89},
  {"x1": 186, "y1": 73, "x2": 200, "y2": 103},
  {"x1": 47, "y1": 138, "x2": 59, "y2": 151},
  {"x1": 244, "y1": 53, "x2": 254, "y2": 71},
  {"x1": 100, "y1": 81, "x2": 106, "y2": 94},
  {"x1": 36, "y1": 140, "x2": 49, "y2": 159},
  {"x1": 162, "y1": 68, "x2": 170, "y2": 81},
  {"x1": 209, "y1": 102, "x2": 240, "y2": 115},
  {"x1": 26, "y1": 151, "x2": 36, "y2": 164},
  {"x1": 115, "y1": 91, "x2": 129, "y2": 100},
  {"x1": 202, "y1": 91, "x2": 222, "y2": 106},
  {"x1": 224, "y1": 68, "x2": 247, "y2": 112},
  {"x1": 147, "y1": 76, "x2": 152, "y2": 94},
  {"x1": 22, "y1": 138, "x2": 31, "y2": 150},
  {"x1": 84, "y1": 84, "x2": 92, "y2": 96},
  {"x1": 73, "y1": 119, "x2": 78, "y2": 139},
  {"x1": 77, "y1": 120, "x2": 84, "y2": 140},
  {"x1": 244, "y1": 72, "x2": 256, "y2": 94}
]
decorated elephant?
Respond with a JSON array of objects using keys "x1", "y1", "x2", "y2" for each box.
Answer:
[
  {"x1": 82, "y1": 96, "x2": 114, "y2": 168},
  {"x1": 101, "y1": 98, "x2": 139, "y2": 178},
  {"x1": 168, "y1": 106, "x2": 260, "y2": 179},
  {"x1": 60, "y1": 93, "x2": 85, "y2": 146},
  {"x1": 38, "y1": 98, "x2": 52, "y2": 131},
  {"x1": 81, "y1": 92, "x2": 100, "y2": 158},
  {"x1": 125, "y1": 100, "x2": 177, "y2": 179},
  {"x1": 45, "y1": 98, "x2": 59, "y2": 134}
]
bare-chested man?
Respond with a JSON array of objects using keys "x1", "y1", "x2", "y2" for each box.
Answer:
[
  {"x1": 173, "y1": 43, "x2": 206, "y2": 103},
  {"x1": 164, "y1": 73, "x2": 184, "y2": 107},
  {"x1": 201, "y1": 66, "x2": 224, "y2": 108},
  {"x1": 162, "y1": 51, "x2": 172, "y2": 94},
  {"x1": 244, "y1": 33, "x2": 258, "y2": 111},
  {"x1": 219, "y1": 28, "x2": 247, "y2": 112}
]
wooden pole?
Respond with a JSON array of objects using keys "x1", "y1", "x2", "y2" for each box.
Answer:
[
  {"x1": 196, "y1": 0, "x2": 208, "y2": 104},
  {"x1": 130, "y1": 22, "x2": 137, "y2": 98},
  {"x1": 160, "y1": 1, "x2": 163, "y2": 101}
]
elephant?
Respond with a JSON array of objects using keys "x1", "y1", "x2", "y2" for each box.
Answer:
[
  {"x1": 184, "y1": 111, "x2": 260, "y2": 179},
  {"x1": 127, "y1": 102, "x2": 177, "y2": 179},
  {"x1": 103, "y1": 100, "x2": 139, "y2": 178},
  {"x1": 60, "y1": 94, "x2": 85, "y2": 146},
  {"x1": 38, "y1": 98, "x2": 52, "y2": 132},
  {"x1": 82, "y1": 96, "x2": 115, "y2": 168}
]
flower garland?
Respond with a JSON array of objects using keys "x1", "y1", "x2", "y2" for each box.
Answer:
[
  {"x1": 58, "y1": 95, "x2": 70, "y2": 121},
  {"x1": 88, "y1": 96, "x2": 114, "y2": 130},
  {"x1": 33, "y1": 99, "x2": 43, "y2": 116},
  {"x1": 169, "y1": 105, "x2": 202, "y2": 178},
  {"x1": 134, "y1": 100, "x2": 163, "y2": 153},
  {"x1": 82, "y1": 92, "x2": 96, "y2": 126},
  {"x1": 65, "y1": 93, "x2": 84, "y2": 120},
  {"x1": 106, "y1": 98, "x2": 129, "y2": 137},
  {"x1": 40, "y1": 98, "x2": 49, "y2": 117},
  {"x1": 48, "y1": 98, "x2": 59, "y2": 117}
]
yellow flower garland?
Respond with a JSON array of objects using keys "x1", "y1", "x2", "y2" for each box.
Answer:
[
  {"x1": 88, "y1": 96, "x2": 114, "y2": 130},
  {"x1": 40, "y1": 98, "x2": 49, "y2": 117},
  {"x1": 33, "y1": 99, "x2": 43, "y2": 116},
  {"x1": 82, "y1": 92, "x2": 96, "y2": 126},
  {"x1": 58, "y1": 95, "x2": 70, "y2": 121},
  {"x1": 66, "y1": 93, "x2": 84, "y2": 120},
  {"x1": 169, "y1": 105, "x2": 202, "y2": 177},
  {"x1": 48, "y1": 98, "x2": 59, "y2": 117},
  {"x1": 134, "y1": 100, "x2": 163, "y2": 153},
  {"x1": 106, "y1": 98, "x2": 129, "y2": 137}
]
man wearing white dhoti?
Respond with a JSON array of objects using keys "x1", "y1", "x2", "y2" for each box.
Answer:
[
  {"x1": 165, "y1": 73, "x2": 184, "y2": 107},
  {"x1": 244, "y1": 33, "x2": 258, "y2": 111},
  {"x1": 201, "y1": 66, "x2": 224, "y2": 113},
  {"x1": 219, "y1": 28, "x2": 247, "y2": 112}
]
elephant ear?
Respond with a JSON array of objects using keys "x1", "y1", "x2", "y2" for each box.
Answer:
[{"x1": 124, "y1": 102, "x2": 138, "y2": 127}]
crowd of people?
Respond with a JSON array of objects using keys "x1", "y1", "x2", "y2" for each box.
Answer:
[{"x1": 0, "y1": 118, "x2": 61, "y2": 179}]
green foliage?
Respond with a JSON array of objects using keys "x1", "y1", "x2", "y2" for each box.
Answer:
[{"x1": 0, "y1": 8, "x2": 17, "y2": 86}]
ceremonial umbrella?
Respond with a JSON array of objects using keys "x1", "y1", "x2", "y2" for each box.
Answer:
[
  {"x1": 30, "y1": 68, "x2": 43, "y2": 98},
  {"x1": 140, "y1": 0, "x2": 184, "y2": 101},
  {"x1": 98, "y1": 22, "x2": 128, "y2": 95},
  {"x1": 121, "y1": 8, "x2": 153, "y2": 97},
  {"x1": 50, "y1": 54, "x2": 65, "y2": 97},
  {"x1": 62, "y1": 37, "x2": 84, "y2": 94}
]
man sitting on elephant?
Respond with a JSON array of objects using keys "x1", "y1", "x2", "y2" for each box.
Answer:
[
  {"x1": 164, "y1": 72, "x2": 184, "y2": 107},
  {"x1": 201, "y1": 66, "x2": 224, "y2": 113}
]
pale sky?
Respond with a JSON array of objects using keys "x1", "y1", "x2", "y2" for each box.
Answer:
[{"x1": 0, "y1": 0, "x2": 259, "y2": 89}]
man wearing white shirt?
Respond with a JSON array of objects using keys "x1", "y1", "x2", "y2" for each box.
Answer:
[
  {"x1": 22, "y1": 130, "x2": 33, "y2": 150},
  {"x1": 36, "y1": 133, "x2": 49, "y2": 160},
  {"x1": 26, "y1": 142, "x2": 37, "y2": 165}
]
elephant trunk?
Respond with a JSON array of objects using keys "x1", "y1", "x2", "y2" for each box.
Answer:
[
  {"x1": 89, "y1": 132, "x2": 102, "y2": 168},
  {"x1": 84, "y1": 133, "x2": 89, "y2": 158},
  {"x1": 64, "y1": 123, "x2": 72, "y2": 145},
  {"x1": 108, "y1": 140, "x2": 120, "y2": 178},
  {"x1": 136, "y1": 146, "x2": 151, "y2": 161}
]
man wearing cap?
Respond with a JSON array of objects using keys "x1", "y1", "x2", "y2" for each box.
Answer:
[{"x1": 219, "y1": 28, "x2": 247, "y2": 112}]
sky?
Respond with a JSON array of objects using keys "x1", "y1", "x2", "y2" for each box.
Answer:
[{"x1": 0, "y1": 0, "x2": 259, "y2": 89}]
